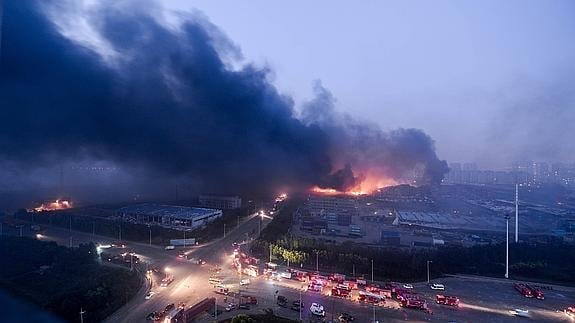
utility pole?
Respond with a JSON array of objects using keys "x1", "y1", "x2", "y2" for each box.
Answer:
[
  {"x1": 148, "y1": 226, "x2": 152, "y2": 246},
  {"x1": 315, "y1": 250, "x2": 319, "y2": 273},
  {"x1": 371, "y1": 259, "x2": 375, "y2": 282},
  {"x1": 427, "y1": 260, "x2": 432, "y2": 283},
  {"x1": 505, "y1": 214, "x2": 510, "y2": 279},
  {"x1": 80, "y1": 308, "x2": 86, "y2": 323},
  {"x1": 183, "y1": 230, "x2": 186, "y2": 249},
  {"x1": 223, "y1": 223, "x2": 226, "y2": 238},
  {"x1": 515, "y1": 184, "x2": 519, "y2": 243},
  {"x1": 19, "y1": 225, "x2": 23, "y2": 237},
  {"x1": 299, "y1": 285, "x2": 303, "y2": 321},
  {"x1": 269, "y1": 245, "x2": 272, "y2": 263},
  {"x1": 214, "y1": 297, "x2": 217, "y2": 320},
  {"x1": 69, "y1": 236, "x2": 73, "y2": 248}
]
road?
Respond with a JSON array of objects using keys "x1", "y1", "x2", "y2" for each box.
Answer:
[{"x1": 8, "y1": 218, "x2": 575, "y2": 322}]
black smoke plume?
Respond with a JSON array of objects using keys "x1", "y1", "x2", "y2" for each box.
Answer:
[{"x1": 0, "y1": 0, "x2": 447, "y2": 202}]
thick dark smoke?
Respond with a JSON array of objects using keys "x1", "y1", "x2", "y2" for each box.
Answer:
[
  {"x1": 303, "y1": 82, "x2": 449, "y2": 188},
  {"x1": 0, "y1": 0, "x2": 447, "y2": 204}
]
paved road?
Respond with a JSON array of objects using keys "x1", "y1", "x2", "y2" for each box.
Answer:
[{"x1": 11, "y1": 220, "x2": 575, "y2": 322}]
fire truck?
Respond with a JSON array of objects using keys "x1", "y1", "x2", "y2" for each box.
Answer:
[
  {"x1": 293, "y1": 270, "x2": 308, "y2": 282},
  {"x1": 242, "y1": 265, "x2": 259, "y2": 277},
  {"x1": 435, "y1": 294, "x2": 460, "y2": 306},
  {"x1": 400, "y1": 298, "x2": 428, "y2": 311},
  {"x1": 514, "y1": 283, "x2": 534, "y2": 298},
  {"x1": 307, "y1": 283, "x2": 323, "y2": 293},
  {"x1": 358, "y1": 291, "x2": 385, "y2": 304},
  {"x1": 331, "y1": 285, "x2": 351, "y2": 298},
  {"x1": 329, "y1": 273, "x2": 346, "y2": 284},
  {"x1": 239, "y1": 295, "x2": 258, "y2": 305},
  {"x1": 526, "y1": 285, "x2": 545, "y2": 300},
  {"x1": 394, "y1": 288, "x2": 417, "y2": 301}
]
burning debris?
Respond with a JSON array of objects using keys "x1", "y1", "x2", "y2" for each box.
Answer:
[{"x1": 32, "y1": 199, "x2": 72, "y2": 212}]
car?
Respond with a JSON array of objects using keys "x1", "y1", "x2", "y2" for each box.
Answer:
[
  {"x1": 310, "y1": 303, "x2": 326, "y2": 317},
  {"x1": 239, "y1": 304, "x2": 250, "y2": 310},
  {"x1": 145, "y1": 312, "x2": 159, "y2": 321},
  {"x1": 291, "y1": 301, "x2": 304, "y2": 311},
  {"x1": 144, "y1": 291, "x2": 155, "y2": 300},
  {"x1": 277, "y1": 295, "x2": 288, "y2": 307},
  {"x1": 240, "y1": 279, "x2": 251, "y2": 285},
  {"x1": 164, "y1": 303, "x2": 175, "y2": 312},
  {"x1": 225, "y1": 303, "x2": 236, "y2": 312},
  {"x1": 509, "y1": 309, "x2": 529, "y2": 317},
  {"x1": 338, "y1": 312, "x2": 355, "y2": 322},
  {"x1": 403, "y1": 283, "x2": 414, "y2": 289},
  {"x1": 430, "y1": 283, "x2": 445, "y2": 290}
]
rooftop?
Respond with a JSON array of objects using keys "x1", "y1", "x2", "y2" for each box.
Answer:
[{"x1": 118, "y1": 204, "x2": 220, "y2": 220}]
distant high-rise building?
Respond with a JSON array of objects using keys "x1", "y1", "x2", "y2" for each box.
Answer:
[{"x1": 463, "y1": 163, "x2": 478, "y2": 171}]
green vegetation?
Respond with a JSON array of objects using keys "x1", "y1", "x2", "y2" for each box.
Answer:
[
  {"x1": 0, "y1": 236, "x2": 141, "y2": 322},
  {"x1": 253, "y1": 199, "x2": 575, "y2": 284},
  {"x1": 14, "y1": 206, "x2": 253, "y2": 245}
]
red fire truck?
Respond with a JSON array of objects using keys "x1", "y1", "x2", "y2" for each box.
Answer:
[
  {"x1": 526, "y1": 285, "x2": 545, "y2": 300},
  {"x1": 514, "y1": 283, "x2": 534, "y2": 298},
  {"x1": 400, "y1": 298, "x2": 428, "y2": 311},
  {"x1": 329, "y1": 273, "x2": 346, "y2": 284},
  {"x1": 358, "y1": 291, "x2": 385, "y2": 304},
  {"x1": 435, "y1": 294, "x2": 460, "y2": 306},
  {"x1": 331, "y1": 286, "x2": 351, "y2": 298}
]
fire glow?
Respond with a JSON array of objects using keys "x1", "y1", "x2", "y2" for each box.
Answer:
[
  {"x1": 311, "y1": 175, "x2": 398, "y2": 196},
  {"x1": 33, "y1": 199, "x2": 72, "y2": 212}
]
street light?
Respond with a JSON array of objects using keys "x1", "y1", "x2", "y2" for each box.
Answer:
[{"x1": 427, "y1": 260, "x2": 432, "y2": 283}]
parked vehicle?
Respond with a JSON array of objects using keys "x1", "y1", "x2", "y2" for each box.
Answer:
[
  {"x1": 338, "y1": 312, "x2": 355, "y2": 322},
  {"x1": 310, "y1": 303, "x2": 326, "y2": 317},
  {"x1": 277, "y1": 295, "x2": 287, "y2": 307},
  {"x1": 145, "y1": 291, "x2": 155, "y2": 300},
  {"x1": 430, "y1": 283, "x2": 445, "y2": 290},
  {"x1": 435, "y1": 294, "x2": 460, "y2": 306},
  {"x1": 240, "y1": 278, "x2": 250, "y2": 285},
  {"x1": 509, "y1": 308, "x2": 529, "y2": 317},
  {"x1": 403, "y1": 283, "x2": 414, "y2": 289}
]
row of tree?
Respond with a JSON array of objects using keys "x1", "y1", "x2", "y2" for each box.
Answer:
[{"x1": 252, "y1": 200, "x2": 575, "y2": 284}]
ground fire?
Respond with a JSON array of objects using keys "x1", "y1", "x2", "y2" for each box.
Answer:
[{"x1": 32, "y1": 199, "x2": 73, "y2": 212}]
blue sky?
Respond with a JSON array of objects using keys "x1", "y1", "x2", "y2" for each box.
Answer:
[{"x1": 166, "y1": 0, "x2": 575, "y2": 168}]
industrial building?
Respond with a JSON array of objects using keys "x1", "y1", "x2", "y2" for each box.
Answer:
[
  {"x1": 199, "y1": 194, "x2": 242, "y2": 209},
  {"x1": 308, "y1": 194, "x2": 357, "y2": 217},
  {"x1": 117, "y1": 204, "x2": 223, "y2": 230}
]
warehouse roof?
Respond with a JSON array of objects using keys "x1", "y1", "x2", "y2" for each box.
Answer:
[{"x1": 118, "y1": 203, "x2": 220, "y2": 220}]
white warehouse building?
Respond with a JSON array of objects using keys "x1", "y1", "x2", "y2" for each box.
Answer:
[{"x1": 117, "y1": 204, "x2": 223, "y2": 230}]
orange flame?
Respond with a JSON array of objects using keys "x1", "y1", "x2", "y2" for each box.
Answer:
[
  {"x1": 311, "y1": 175, "x2": 397, "y2": 196},
  {"x1": 33, "y1": 199, "x2": 73, "y2": 212}
]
